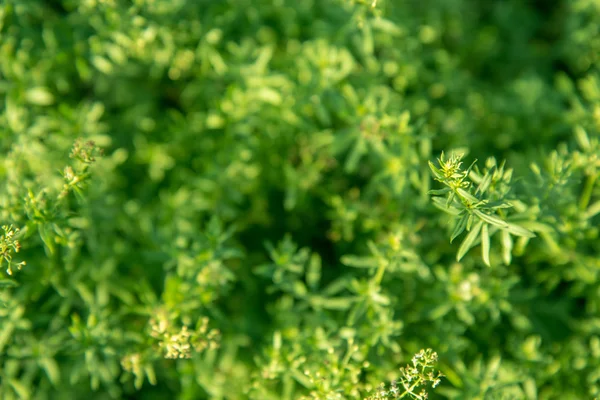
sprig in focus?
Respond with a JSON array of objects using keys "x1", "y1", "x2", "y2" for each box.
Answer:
[
  {"x1": 366, "y1": 349, "x2": 443, "y2": 400},
  {"x1": 0, "y1": 225, "x2": 26, "y2": 276},
  {"x1": 428, "y1": 153, "x2": 535, "y2": 266}
]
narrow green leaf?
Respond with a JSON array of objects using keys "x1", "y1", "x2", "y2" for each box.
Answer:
[
  {"x1": 40, "y1": 357, "x2": 60, "y2": 385},
  {"x1": 584, "y1": 200, "x2": 600, "y2": 219},
  {"x1": 306, "y1": 253, "x2": 321, "y2": 290},
  {"x1": 481, "y1": 223, "x2": 490, "y2": 266},
  {"x1": 25, "y1": 87, "x2": 55, "y2": 106},
  {"x1": 524, "y1": 377, "x2": 538, "y2": 400},
  {"x1": 456, "y1": 304, "x2": 475, "y2": 325},
  {"x1": 428, "y1": 160, "x2": 445, "y2": 181},
  {"x1": 457, "y1": 188, "x2": 479, "y2": 204},
  {"x1": 0, "y1": 322, "x2": 15, "y2": 352},
  {"x1": 347, "y1": 301, "x2": 367, "y2": 326},
  {"x1": 372, "y1": 18, "x2": 403, "y2": 35},
  {"x1": 450, "y1": 214, "x2": 468, "y2": 243},
  {"x1": 293, "y1": 281, "x2": 307, "y2": 297},
  {"x1": 441, "y1": 364, "x2": 463, "y2": 387},
  {"x1": 475, "y1": 167, "x2": 495, "y2": 195},
  {"x1": 518, "y1": 221, "x2": 554, "y2": 233},
  {"x1": 320, "y1": 296, "x2": 357, "y2": 310},
  {"x1": 75, "y1": 282, "x2": 94, "y2": 305},
  {"x1": 345, "y1": 137, "x2": 366, "y2": 173},
  {"x1": 486, "y1": 355, "x2": 502, "y2": 379},
  {"x1": 144, "y1": 365, "x2": 157, "y2": 386},
  {"x1": 466, "y1": 213, "x2": 474, "y2": 231},
  {"x1": 323, "y1": 278, "x2": 350, "y2": 296},
  {"x1": 457, "y1": 220, "x2": 483, "y2": 261},
  {"x1": 0, "y1": 279, "x2": 18, "y2": 288},
  {"x1": 6, "y1": 96, "x2": 25, "y2": 132},
  {"x1": 432, "y1": 197, "x2": 461, "y2": 215},
  {"x1": 134, "y1": 374, "x2": 144, "y2": 390},
  {"x1": 10, "y1": 380, "x2": 31, "y2": 400},
  {"x1": 468, "y1": 169, "x2": 483, "y2": 184},
  {"x1": 427, "y1": 187, "x2": 451, "y2": 196},
  {"x1": 446, "y1": 191, "x2": 456, "y2": 208},
  {"x1": 486, "y1": 201, "x2": 513, "y2": 210},
  {"x1": 39, "y1": 223, "x2": 55, "y2": 254},
  {"x1": 91, "y1": 55, "x2": 113, "y2": 74},
  {"x1": 291, "y1": 368, "x2": 313, "y2": 388},
  {"x1": 428, "y1": 303, "x2": 453, "y2": 319},
  {"x1": 340, "y1": 255, "x2": 377, "y2": 268},
  {"x1": 501, "y1": 230, "x2": 513, "y2": 265},
  {"x1": 574, "y1": 125, "x2": 591, "y2": 151},
  {"x1": 367, "y1": 240, "x2": 382, "y2": 258},
  {"x1": 473, "y1": 209, "x2": 508, "y2": 228},
  {"x1": 505, "y1": 222, "x2": 536, "y2": 238}
]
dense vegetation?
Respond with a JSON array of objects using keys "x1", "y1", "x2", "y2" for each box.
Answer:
[{"x1": 1, "y1": 0, "x2": 599, "y2": 398}]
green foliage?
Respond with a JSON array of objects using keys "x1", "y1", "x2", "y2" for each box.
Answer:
[
  {"x1": 0, "y1": 225, "x2": 25, "y2": 276},
  {"x1": 1, "y1": 0, "x2": 600, "y2": 399},
  {"x1": 365, "y1": 349, "x2": 443, "y2": 400},
  {"x1": 428, "y1": 153, "x2": 536, "y2": 266}
]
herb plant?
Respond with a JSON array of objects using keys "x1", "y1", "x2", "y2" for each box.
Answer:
[{"x1": 0, "y1": 0, "x2": 599, "y2": 399}]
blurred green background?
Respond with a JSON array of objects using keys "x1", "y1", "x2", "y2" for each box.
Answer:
[{"x1": 1, "y1": 0, "x2": 599, "y2": 399}]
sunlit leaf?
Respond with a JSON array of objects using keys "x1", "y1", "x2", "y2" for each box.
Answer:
[
  {"x1": 457, "y1": 220, "x2": 483, "y2": 261},
  {"x1": 481, "y1": 223, "x2": 490, "y2": 266}
]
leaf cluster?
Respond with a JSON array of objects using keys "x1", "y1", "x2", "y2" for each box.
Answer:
[{"x1": 0, "y1": 0, "x2": 599, "y2": 399}]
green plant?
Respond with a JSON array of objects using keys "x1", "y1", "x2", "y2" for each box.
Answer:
[
  {"x1": 366, "y1": 349, "x2": 443, "y2": 400},
  {"x1": 0, "y1": 225, "x2": 26, "y2": 276},
  {"x1": 1, "y1": 0, "x2": 599, "y2": 399},
  {"x1": 428, "y1": 153, "x2": 536, "y2": 266}
]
